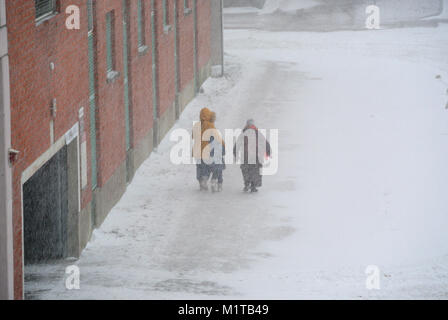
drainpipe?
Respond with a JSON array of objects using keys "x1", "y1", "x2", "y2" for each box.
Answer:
[
  {"x1": 150, "y1": 0, "x2": 159, "y2": 147},
  {"x1": 174, "y1": 0, "x2": 180, "y2": 119},
  {"x1": 193, "y1": 0, "x2": 198, "y2": 94},
  {"x1": 0, "y1": 0, "x2": 14, "y2": 300}
]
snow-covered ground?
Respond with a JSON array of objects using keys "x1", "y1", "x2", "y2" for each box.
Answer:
[
  {"x1": 260, "y1": 0, "x2": 320, "y2": 14},
  {"x1": 26, "y1": 20, "x2": 448, "y2": 299},
  {"x1": 223, "y1": 0, "x2": 320, "y2": 15},
  {"x1": 224, "y1": 0, "x2": 445, "y2": 31}
]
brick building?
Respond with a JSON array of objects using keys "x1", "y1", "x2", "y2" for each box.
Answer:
[{"x1": 0, "y1": 0, "x2": 224, "y2": 300}]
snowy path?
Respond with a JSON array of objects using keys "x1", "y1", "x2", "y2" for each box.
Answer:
[{"x1": 27, "y1": 24, "x2": 448, "y2": 299}]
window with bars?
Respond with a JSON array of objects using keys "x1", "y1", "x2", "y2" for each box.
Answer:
[
  {"x1": 163, "y1": 0, "x2": 172, "y2": 33},
  {"x1": 137, "y1": 0, "x2": 146, "y2": 49},
  {"x1": 87, "y1": 0, "x2": 94, "y2": 32},
  {"x1": 35, "y1": 0, "x2": 57, "y2": 22},
  {"x1": 184, "y1": 0, "x2": 192, "y2": 15},
  {"x1": 106, "y1": 11, "x2": 119, "y2": 82}
]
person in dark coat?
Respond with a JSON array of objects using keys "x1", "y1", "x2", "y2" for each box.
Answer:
[{"x1": 233, "y1": 119, "x2": 271, "y2": 193}]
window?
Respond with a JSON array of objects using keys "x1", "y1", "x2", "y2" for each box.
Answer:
[
  {"x1": 87, "y1": 0, "x2": 94, "y2": 33},
  {"x1": 137, "y1": 0, "x2": 147, "y2": 52},
  {"x1": 183, "y1": 0, "x2": 192, "y2": 15},
  {"x1": 106, "y1": 11, "x2": 119, "y2": 82},
  {"x1": 35, "y1": 0, "x2": 57, "y2": 22},
  {"x1": 163, "y1": 0, "x2": 172, "y2": 33}
]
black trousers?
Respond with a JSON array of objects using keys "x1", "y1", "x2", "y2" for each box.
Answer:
[{"x1": 241, "y1": 164, "x2": 262, "y2": 187}]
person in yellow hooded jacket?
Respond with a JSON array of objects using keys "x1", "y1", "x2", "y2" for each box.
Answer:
[
  {"x1": 192, "y1": 108, "x2": 224, "y2": 191},
  {"x1": 208, "y1": 112, "x2": 226, "y2": 192}
]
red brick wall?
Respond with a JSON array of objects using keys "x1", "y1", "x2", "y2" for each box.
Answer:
[
  {"x1": 7, "y1": 0, "x2": 212, "y2": 300},
  {"x1": 94, "y1": 0, "x2": 126, "y2": 186},
  {"x1": 155, "y1": 0, "x2": 176, "y2": 117},
  {"x1": 128, "y1": 0, "x2": 153, "y2": 146},
  {"x1": 6, "y1": 0, "x2": 90, "y2": 299},
  {"x1": 178, "y1": 1, "x2": 195, "y2": 91},
  {"x1": 197, "y1": 0, "x2": 211, "y2": 70}
]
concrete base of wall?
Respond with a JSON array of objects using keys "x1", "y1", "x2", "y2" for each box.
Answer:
[
  {"x1": 179, "y1": 80, "x2": 196, "y2": 113},
  {"x1": 158, "y1": 102, "x2": 177, "y2": 144},
  {"x1": 126, "y1": 150, "x2": 134, "y2": 183},
  {"x1": 198, "y1": 60, "x2": 212, "y2": 89},
  {"x1": 78, "y1": 203, "x2": 93, "y2": 252},
  {"x1": 93, "y1": 161, "x2": 127, "y2": 227},
  {"x1": 132, "y1": 128, "x2": 154, "y2": 172}
]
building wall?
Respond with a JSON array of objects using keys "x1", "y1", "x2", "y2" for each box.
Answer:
[
  {"x1": 6, "y1": 0, "x2": 215, "y2": 299},
  {"x1": 128, "y1": 0, "x2": 153, "y2": 147},
  {"x1": 94, "y1": 0, "x2": 126, "y2": 187},
  {"x1": 0, "y1": 0, "x2": 14, "y2": 300},
  {"x1": 178, "y1": 1, "x2": 195, "y2": 92},
  {"x1": 155, "y1": 0, "x2": 176, "y2": 118},
  {"x1": 197, "y1": 0, "x2": 212, "y2": 85},
  {"x1": 211, "y1": 0, "x2": 224, "y2": 74},
  {"x1": 6, "y1": 0, "x2": 90, "y2": 299}
]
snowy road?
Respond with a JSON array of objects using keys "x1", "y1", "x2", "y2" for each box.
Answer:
[{"x1": 27, "y1": 21, "x2": 448, "y2": 299}]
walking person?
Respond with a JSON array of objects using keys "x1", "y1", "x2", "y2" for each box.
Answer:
[
  {"x1": 208, "y1": 112, "x2": 226, "y2": 192},
  {"x1": 192, "y1": 108, "x2": 213, "y2": 191},
  {"x1": 234, "y1": 119, "x2": 271, "y2": 193},
  {"x1": 192, "y1": 108, "x2": 224, "y2": 191}
]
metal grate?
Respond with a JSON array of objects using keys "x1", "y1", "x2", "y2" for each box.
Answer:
[
  {"x1": 35, "y1": 0, "x2": 56, "y2": 21},
  {"x1": 137, "y1": 0, "x2": 145, "y2": 47},
  {"x1": 163, "y1": 0, "x2": 169, "y2": 26},
  {"x1": 106, "y1": 11, "x2": 115, "y2": 73},
  {"x1": 87, "y1": 0, "x2": 94, "y2": 32}
]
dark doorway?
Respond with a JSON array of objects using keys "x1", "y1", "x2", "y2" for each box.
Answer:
[{"x1": 23, "y1": 146, "x2": 69, "y2": 264}]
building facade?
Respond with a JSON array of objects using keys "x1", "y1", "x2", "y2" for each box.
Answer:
[
  {"x1": 1, "y1": 0, "x2": 223, "y2": 300},
  {"x1": 0, "y1": 0, "x2": 14, "y2": 301}
]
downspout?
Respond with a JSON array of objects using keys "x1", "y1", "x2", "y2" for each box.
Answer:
[
  {"x1": 0, "y1": 0, "x2": 14, "y2": 300},
  {"x1": 150, "y1": 0, "x2": 159, "y2": 147},
  {"x1": 193, "y1": 0, "x2": 198, "y2": 94},
  {"x1": 174, "y1": 0, "x2": 180, "y2": 119}
]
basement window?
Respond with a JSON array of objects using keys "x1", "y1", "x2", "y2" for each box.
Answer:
[
  {"x1": 137, "y1": 0, "x2": 148, "y2": 54},
  {"x1": 106, "y1": 11, "x2": 120, "y2": 83},
  {"x1": 163, "y1": 0, "x2": 172, "y2": 33},
  {"x1": 35, "y1": 0, "x2": 57, "y2": 24},
  {"x1": 183, "y1": 0, "x2": 192, "y2": 15}
]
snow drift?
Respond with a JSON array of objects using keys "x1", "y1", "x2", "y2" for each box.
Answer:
[{"x1": 260, "y1": 0, "x2": 320, "y2": 14}]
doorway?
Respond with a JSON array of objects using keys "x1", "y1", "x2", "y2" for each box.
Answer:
[{"x1": 23, "y1": 145, "x2": 68, "y2": 264}]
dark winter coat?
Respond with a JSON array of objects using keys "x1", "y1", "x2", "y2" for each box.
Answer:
[
  {"x1": 233, "y1": 125, "x2": 271, "y2": 186},
  {"x1": 233, "y1": 125, "x2": 271, "y2": 166}
]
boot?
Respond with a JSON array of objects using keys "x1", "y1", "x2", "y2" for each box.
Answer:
[
  {"x1": 250, "y1": 183, "x2": 258, "y2": 193},
  {"x1": 211, "y1": 179, "x2": 218, "y2": 193},
  {"x1": 200, "y1": 177, "x2": 209, "y2": 191},
  {"x1": 217, "y1": 183, "x2": 223, "y2": 192},
  {"x1": 243, "y1": 183, "x2": 250, "y2": 192}
]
